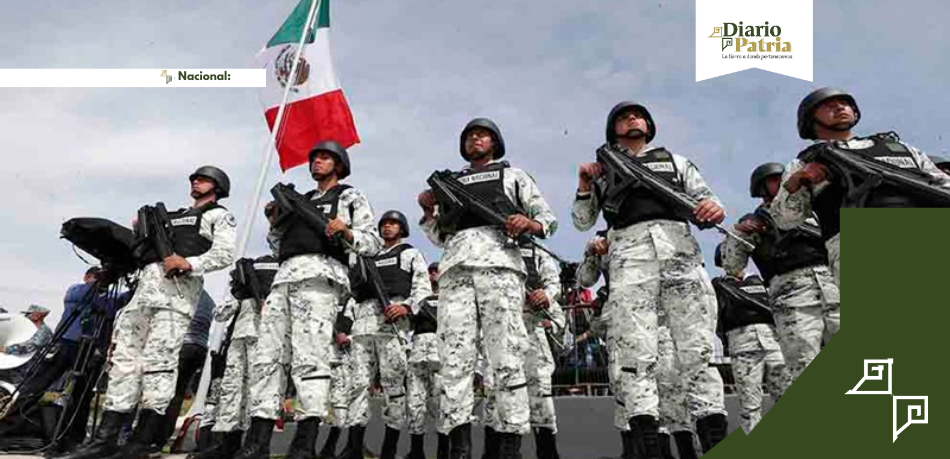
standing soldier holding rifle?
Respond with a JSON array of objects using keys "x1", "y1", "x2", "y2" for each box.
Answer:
[
  {"x1": 59, "y1": 166, "x2": 236, "y2": 459},
  {"x1": 235, "y1": 140, "x2": 381, "y2": 459},
  {"x1": 772, "y1": 87, "x2": 950, "y2": 287},
  {"x1": 573, "y1": 102, "x2": 727, "y2": 458},
  {"x1": 418, "y1": 118, "x2": 558, "y2": 459},
  {"x1": 337, "y1": 210, "x2": 432, "y2": 459}
]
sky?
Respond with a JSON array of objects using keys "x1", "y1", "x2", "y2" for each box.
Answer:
[{"x1": 1, "y1": 0, "x2": 948, "y2": 327}]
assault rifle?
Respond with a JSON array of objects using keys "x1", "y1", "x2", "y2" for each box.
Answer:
[
  {"x1": 595, "y1": 144, "x2": 755, "y2": 250},
  {"x1": 713, "y1": 278, "x2": 772, "y2": 313},
  {"x1": 270, "y1": 182, "x2": 346, "y2": 245},
  {"x1": 134, "y1": 203, "x2": 184, "y2": 298},
  {"x1": 799, "y1": 141, "x2": 950, "y2": 208},
  {"x1": 426, "y1": 170, "x2": 569, "y2": 264},
  {"x1": 213, "y1": 258, "x2": 262, "y2": 379},
  {"x1": 354, "y1": 255, "x2": 403, "y2": 336}
]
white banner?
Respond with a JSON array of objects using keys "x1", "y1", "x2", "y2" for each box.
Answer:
[
  {"x1": 0, "y1": 69, "x2": 266, "y2": 87},
  {"x1": 696, "y1": 0, "x2": 813, "y2": 82}
]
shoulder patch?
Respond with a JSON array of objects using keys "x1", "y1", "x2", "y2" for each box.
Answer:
[{"x1": 224, "y1": 213, "x2": 237, "y2": 227}]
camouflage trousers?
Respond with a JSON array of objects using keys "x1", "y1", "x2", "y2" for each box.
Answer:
[
  {"x1": 345, "y1": 333, "x2": 408, "y2": 429},
  {"x1": 407, "y1": 332, "x2": 441, "y2": 434},
  {"x1": 605, "y1": 233, "x2": 722, "y2": 422},
  {"x1": 329, "y1": 346, "x2": 353, "y2": 427},
  {"x1": 524, "y1": 326, "x2": 557, "y2": 431},
  {"x1": 727, "y1": 324, "x2": 789, "y2": 434},
  {"x1": 249, "y1": 277, "x2": 341, "y2": 420},
  {"x1": 827, "y1": 234, "x2": 840, "y2": 287},
  {"x1": 211, "y1": 337, "x2": 258, "y2": 432},
  {"x1": 770, "y1": 266, "x2": 840, "y2": 384},
  {"x1": 438, "y1": 266, "x2": 530, "y2": 435}
]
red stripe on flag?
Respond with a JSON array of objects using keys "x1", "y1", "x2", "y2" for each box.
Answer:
[{"x1": 264, "y1": 89, "x2": 360, "y2": 172}]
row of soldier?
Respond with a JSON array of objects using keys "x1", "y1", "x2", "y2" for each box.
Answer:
[{"x1": 55, "y1": 85, "x2": 950, "y2": 459}]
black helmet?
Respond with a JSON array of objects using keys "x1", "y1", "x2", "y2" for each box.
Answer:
[
  {"x1": 428, "y1": 262, "x2": 440, "y2": 272},
  {"x1": 309, "y1": 140, "x2": 351, "y2": 179},
  {"x1": 378, "y1": 210, "x2": 409, "y2": 238},
  {"x1": 460, "y1": 118, "x2": 505, "y2": 160},
  {"x1": 606, "y1": 102, "x2": 656, "y2": 144},
  {"x1": 749, "y1": 162, "x2": 785, "y2": 198},
  {"x1": 797, "y1": 87, "x2": 861, "y2": 140},
  {"x1": 714, "y1": 243, "x2": 723, "y2": 268},
  {"x1": 189, "y1": 166, "x2": 230, "y2": 199}
]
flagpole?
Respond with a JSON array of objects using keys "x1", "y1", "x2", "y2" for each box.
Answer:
[{"x1": 184, "y1": 0, "x2": 322, "y2": 421}]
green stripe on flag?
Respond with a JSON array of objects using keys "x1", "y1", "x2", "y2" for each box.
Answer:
[{"x1": 266, "y1": 0, "x2": 330, "y2": 48}]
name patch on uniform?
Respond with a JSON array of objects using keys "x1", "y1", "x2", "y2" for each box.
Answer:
[
  {"x1": 458, "y1": 171, "x2": 500, "y2": 185},
  {"x1": 254, "y1": 262, "x2": 279, "y2": 271},
  {"x1": 375, "y1": 257, "x2": 398, "y2": 268},
  {"x1": 874, "y1": 156, "x2": 917, "y2": 169},
  {"x1": 171, "y1": 216, "x2": 198, "y2": 226},
  {"x1": 740, "y1": 285, "x2": 767, "y2": 295},
  {"x1": 644, "y1": 162, "x2": 675, "y2": 173},
  {"x1": 316, "y1": 204, "x2": 332, "y2": 214},
  {"x1": 520, "y1": 248, "x2": 534, "y2": 258}
]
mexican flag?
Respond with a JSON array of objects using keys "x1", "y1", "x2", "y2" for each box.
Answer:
[{"x1": 259, "y1": 0, "x2": 359, "y2": 171}]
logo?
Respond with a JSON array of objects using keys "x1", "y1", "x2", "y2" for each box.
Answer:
[
  {"x1": 845, "y1": 358, "x2": 929, "y2": 442},
  {"x1": 695, "y1": 0, "x2": 812, "y2": 82},
  {"x1": 458, "y1": 171, "x2": 500, "y2": 185},
  {"x1": 274, "y1": 45, "x2": 311, "y2": 92},
  {"x1": 160, "y1": 70, "x2": 173, "y2": 84},
  {"x1": 253, "y1": 262, "x2": 280, "y2": 271},
  {"x1": 170, "y1": 216, "x2": 198, "y2": 227}
]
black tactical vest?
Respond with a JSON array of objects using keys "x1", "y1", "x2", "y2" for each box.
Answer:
[
  {"x1": 278, "y1": 185, "x2": 352, "y2": 264},
  {"x1": 138, "y1": 202, "x2": 223, "y2": 265},
  {"x1": 714, "y1": 275, "x2": 774, "y2": 333},
  {"x1": 252, "y1": 255, "x2": 279, "y2": 299},
  {"x1": 520, "y1": 244, "x2": 541, "y2": 290},
  {"x1": 335, "y1": 310, "x2": 353, "y2": 335},
  {"x1": 444, "y1": 161, "x2": 519, "y2": 231},
  {"x1": 800, "y1": 133, "x2": 923, "y2": 241},
  {"x1": 413, "y1": 294, "x2": 438, "y2": 335},
  {"x1": 597, "y1": 148, "x2": 687, "y2": 229},
  {"x1": 750, "y1": 208, "x2": 828, "y2": 284},
  {"x1": 376, "y1": 244, "x2": 414, "y2": 300}
]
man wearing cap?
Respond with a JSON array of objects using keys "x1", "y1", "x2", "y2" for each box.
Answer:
[
  {"x1": 236, "y1": 141, "x2": 381, "y2": 459},
  {"x1": 573, "y1": 102, "x2": 727, "y2": 458},
  {"x1": 418, "y1": 118, "x2": 557, "y2": 458},
  {"x1": 722, "y1": 163, "x2": 839, "y2": 386},
  {"x1": 0, "y1": 304, "x2": 52, "y2": 355},
  {"x1": 772, "y1": 87, "x2": 950, "y2": 287},
  {"x1": 337, "y1": 210, "x2": 431, "y2": 459},
  {"x1": 58, "y1": 166, "x2": 235, "y2": 459},
  {"x1": 405, "y1": 262, "x2": 448, "y2": 459}
]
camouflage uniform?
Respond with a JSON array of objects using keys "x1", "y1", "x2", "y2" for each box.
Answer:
[
  {"x1": 407, "y1": 295, "x2": 442, "y2": 435},
  {"x1": 520, "y1": 248, "x2": 564, "y2": 432},
  {"x1": 211, "y1": 296, "x2": 261, "y2": 432},
  {"x1": 770, "y1": 137, "x2": 950, "y2": 288},
  {"x1": 249, "y1": 187, "x2": 381, "y2": 421},
  {"x1": 330, "y1": 300, "x2": 355, "y2": 428},
  {"x1": 721, "y1": 214, "x2": 840, "y2": 383},
  {"x1": 727, "y1": 323, "x2": 787, "y2": 433},
  {"x1": 573, "y1": 147, "x2": 725, "y2": 424},
  {"x1": 422, "y1": 160, "x2": 557, "y2": 435},
  {"x1": 105, "y1": 206, "x2": 235, "y2": 414}
]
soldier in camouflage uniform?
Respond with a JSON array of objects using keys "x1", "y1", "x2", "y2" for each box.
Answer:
[
  {"x1": 577, "y1": 233, "x2": 701, "y2": 459},
  {"x1": 236, "y1": 141, "x2": 382, "y2": 459},
  {"x1": 418, "y1": 118, "x2": 558, "y2": 459},
  {"x1": 771, "y1": 87, "x2": 950, "y2": 287},
  {"x1": 58, "y1": 166, "x2": 236, "y2": 459},
  {"x1": 405, "y1": 262, "x2": 450, "y2": 459},
  {"x1": 337, "y1": 210, "x2": 432, "y2": 459},
  {"x1": 712, "y1": 245, "x2": 789, "y2": 434},
  {"x1": 315, "y1": 298, "x2": 355, "y2": 459},
  {"x1": 187, "y1": 256, "x2": 279, "y2": 459},
  {"x1": 722, "y1": 163, "x2": 840, "y2": 385},
  {"x1": 573, "y1": 102, "x2": 727, "y2": 458}
]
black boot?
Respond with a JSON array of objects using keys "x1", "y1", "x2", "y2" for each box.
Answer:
[
  {"x1": 535, "y1": 428, "x2": 559, "y2": 459},
  {"x1": 696, "y1": 414, "x2": 728, "y2": 453},
  {"x1": 335, "y1": 426, "x2": 365, "y2": 459},
  {"x1": 620, "y1": 430, "x2": 639, "y2": 459},
  {"x1": 232, "y1": 417, "x2": 276, "y2": 459},
  {"x1": 496, "y1": 432, "x2": 522, "y2": 459},
  {"x1": 406, "y1": 433, "x2": 426, "y2": 459},
  {"x1": 379, "y1": 426, "x2": 401, "y2": 459},
  {"x1": 658, "y1": 433, "x2": 673, "y2": 459},
  {"x1": 187, "y1": 430, "x2": 244, "y2": 459},
  {"x1": 54, "y1": 410, "x2": 132, "y2": 459},
  {"x1": 628, "y1": 416, "x2": 661, "y2": 459},
  {"x1": 196, "y1": 426, "x2": 216, "y2": 452},
  {"x1": 105, "y1": 409, "x2": 167, "y2": 459},
  {"x1": 286, "y1": 418, "x2": 321, "y2": 459},
  {"x1": 449, "y1": 423, "x2": 472, "y2": 459},
  {"x1": 672, "y1": 431, "x2": 697, "y2": 459},
  {"x1": 317, "y1": 426, "x2": 342, "y2": 459},
  {"x1": 479, "y1": 426, "x2": 497, "y2": 459},
  {"x1": 437, "y1": 433, "x2": 450, "y2": 459}
]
